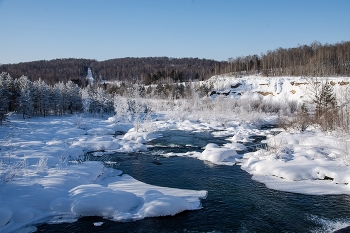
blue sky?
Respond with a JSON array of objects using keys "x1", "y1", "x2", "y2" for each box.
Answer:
[{"x1": 1, "y1": 0, "x2": 349, "y2": 64}]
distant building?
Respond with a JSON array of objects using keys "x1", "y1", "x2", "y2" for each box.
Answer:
[{"x1": 86, "y1": 68, "x2": 94, "y2": 85}]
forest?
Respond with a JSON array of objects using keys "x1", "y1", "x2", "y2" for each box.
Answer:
[
  {"x1": 0, "y1": 57, "x2": 225, "y2": 86},
  {"x1": 227, "y1": 40, "x2": 350, "y2": 77},
  {"x1": 1, "y1": 41, "x2": 349, "y2": 87},
  {"x1": 0, "y1": 41, "x2": 350, "y2": 126}
]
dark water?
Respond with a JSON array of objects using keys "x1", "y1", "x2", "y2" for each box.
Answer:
[{"x1": 37, "y1": 130, "x2": 350, "y2": 233}]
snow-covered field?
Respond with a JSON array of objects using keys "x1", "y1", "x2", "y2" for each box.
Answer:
[{"x1": 1, "y1": 75, "x2": 350, "y2": 232}]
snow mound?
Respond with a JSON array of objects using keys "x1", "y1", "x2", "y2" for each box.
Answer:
[
  {"x1": 241, "y1": 129, "x2": 350, "y2": 195},
  {"x1": 70, "y1": 184, "x2": 140, "y2": 218},
  {"x1": 192, "y1": 143, "x2": 240, "y2": 165},
  {"x1": 137, "y1": 190, "x2": 190, "y2": 218}
]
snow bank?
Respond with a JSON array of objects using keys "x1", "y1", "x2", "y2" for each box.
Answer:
[
  {"x1": 0, "y1": 162, "x2": 206, "y2": 233},
  {"x1": 137, "y1": 190, "x2": 190, "y2": 218},
  {"x1": 204, "y1": 75, "x2": 350, "y2": 104},
  {"x1": 123, "y1": 129, "x2": 162, "y2": 143},
  {"x1": 69, "y1": 184, "x2": 140, "y2": 218},
  {"x1": 241, "y1": 129, "x2": 350, "y2": 195},
  {"x1": 0, "y1": 116, "x2": 206, "y2": 233},
  {"x1": 196, "y1": 143, "x2": 239, "y2": 164},
  {"x1": 169, "y1": 143, "x2": 242, "y2": 166}
]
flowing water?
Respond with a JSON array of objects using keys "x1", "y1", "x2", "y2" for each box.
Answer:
[{"x1": 37, "y1": 130, "x2": 350, "y2": 233}]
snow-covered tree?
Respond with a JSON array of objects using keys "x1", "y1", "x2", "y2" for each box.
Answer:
[
  {"x1": 83, "y1": 85, "x2": 98, "y2": 115},
  {"x1": 0, "y1": 73, "x2": 13, "y2": 125},
  {"x1": 113, "y1": 94, "x2": 130, "y2": 122},
  {"x1": 55, "y1": 82, "x2": 68, "y2": 114},
  {"x1": 17, "y1": 87, "x2": 33, "y2": 119},
  {"x1": 14, "y1": 76, "x2": 34, "y2": 118},
  {"x1": 65, "y1": 81, "x2": 82, "y2": 114},
  {"x1": 33, "y1": 79, "x2": 51, "y2": 116},
  {"x1": 127, "y1": 84, "x2": 152, "y2": 132},
  {"x1": 95, "y1": 87, "x2": 109, "y2": 117},
  {"x1": 51, "y1": 84, "x2": 63, "y2": 116},
  {"x1": 81, "y1": 87, "x2": 91, "y2": 115}
]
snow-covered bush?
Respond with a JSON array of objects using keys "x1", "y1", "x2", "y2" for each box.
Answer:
[{"x1": 36, "y1": 156, "x2": 48, "y2": 172}]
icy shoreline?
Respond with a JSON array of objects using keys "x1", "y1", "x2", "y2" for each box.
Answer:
[
  {"x1": 0, "y1": 115, "x2": 207, "y2": 233},
  {"x1": 1, "y1": 110, "x2": 350, "y2": 232}
]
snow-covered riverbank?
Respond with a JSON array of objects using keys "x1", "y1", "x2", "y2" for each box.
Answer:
[
  {"x1": 2, "y1": 75, "x2": 350, "y2": 232},
  {"x1": 0, "y1": 115, "x2": 207, "y2": 233}
]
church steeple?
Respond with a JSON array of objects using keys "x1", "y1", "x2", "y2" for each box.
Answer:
[{"x1": 86, "y1": 67, "x2": 94, "y2": 84}]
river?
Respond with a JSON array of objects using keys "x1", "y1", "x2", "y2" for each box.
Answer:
[{"x1": 36, "y1": 130, "x2": 350, "y2": 233}]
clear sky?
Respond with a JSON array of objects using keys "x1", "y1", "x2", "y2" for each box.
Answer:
[{"x1": 1, "y1": 0, "x2": 350, "y2": 64}]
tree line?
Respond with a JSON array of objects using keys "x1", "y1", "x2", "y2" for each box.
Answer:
[
  {"x1": 1, "y1": 41, "x2": 348, "y2": 88},
  {"x1": 0, "y1": 57, "x2": 226, "y2": 86},
  {"x1": 227, "y1": 41, "x2": 350, "y2": 77},
  {"x1": 0, "y1": 72, "x2": 115, "y2": 122}
]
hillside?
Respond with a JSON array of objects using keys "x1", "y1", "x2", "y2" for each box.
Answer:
[
  {"x1": 203, "y1": 75, "x2": 350, "y2": 104},
  {"x1": 1, "y1": 41, "x2": 349, "y2": 87},
  {"x1": 0, "y1": 57, "x2": 226, "y2": 85}
]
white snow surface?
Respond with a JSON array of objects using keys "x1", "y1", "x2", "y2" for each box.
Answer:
[
  {"x1": 240, "y1": 129, "x2": 350, "y2": 195},
  {"x1": 2, "y1": 75, "x2": 350, "y2": 232},
  {"x1": 183, "y1": 143, "x2": 241, "y2": 166},
  {"x1": 198, "y1": 75, "x2": 350, "y2": 195},
  {"x1": 0, "y1": 115, "x2": 206, "y2": 233},
  {"x1": 202, "y1": 75, "x2": 350, "y2": 103}
]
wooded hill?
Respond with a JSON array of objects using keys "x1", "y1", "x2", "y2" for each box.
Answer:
[
  {"x1": 0, "y1": 57, "x2": 226, "y2": 86},
  {"x1": 227, "y1": 41, "x2": 350, "y2": 77},
  {"x1": 0, "y1": 41, "x2": 349, "y2": 86}
]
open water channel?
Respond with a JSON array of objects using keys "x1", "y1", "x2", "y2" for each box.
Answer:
[{"x1": 37, "y1": 130, "x2": 350, "y2": 233}]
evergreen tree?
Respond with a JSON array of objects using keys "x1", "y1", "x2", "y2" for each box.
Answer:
[
  {"x1": 81, "y1": 87, "x2": 91, "y2": 115},
  {"x1": 56, "y1": 82, "x2": 68, "y2": 114},
  {"x1": 65, "y1": 80, "x2": 82, "y2": 114},
  {"x1": 17, "y1": 87, "x2": 33, "y2": 118},
  {"x1": 0, "y1": 73, "x2": 13, "y2": 125},
  {"x1": 314, "y1": 81, "x2": 338, "y2": 130},
  {"x1": 95, "y1": 87, "x2": 108, "y2": 117},
  {"x1": 33, "y1": 79, "x2": 51, "y2": 116},
  {"x1": 51, "y1": 84, "x2": 63, "y2": 116}
]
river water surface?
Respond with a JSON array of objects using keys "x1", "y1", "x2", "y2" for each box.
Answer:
[{"x1": 37, "y1": 130, "x2": 350, "y2": 233}]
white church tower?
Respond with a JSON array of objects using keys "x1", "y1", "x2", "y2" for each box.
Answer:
[{"x1": 86, "y1": 67, "x2": 94, "y2": 85}]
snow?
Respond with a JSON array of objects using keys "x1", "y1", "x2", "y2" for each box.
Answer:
[
  {"x1": 69, "y1": 184, "x2": 140, "y2": 217},
  {"x1": 93, "y1": 222, "x2": 104, "y2": 226},
  {"x1": 240, "y1": 129, "x2": 350, "y2": 195},
  {"x1": 0, "y1": 115, "x2": 206, "y2": 233},
  {"x1": 2, "y1": 75, "x2": 350, "y2": 232},
  {"x1": 137, "y1": 190, "x2": 190, "y2": 218},
  {"x1": 193, "y1": 143, "x2": 240, "y2": 165},
  {"x1": 203, "y1": 75, "x2": 350, "y2": 103}
]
